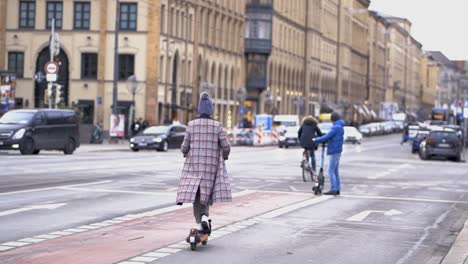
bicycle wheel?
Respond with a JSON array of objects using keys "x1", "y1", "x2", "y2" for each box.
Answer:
[{"x1": 302, "y1": 160, "x2": 307, "y2": 182}]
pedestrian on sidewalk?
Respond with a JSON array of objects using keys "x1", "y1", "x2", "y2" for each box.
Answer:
[
  {"x1": 298, "y1": 115, "x2": 322, "y2": 171},
  {"x1": 313, "y1": 112, "x2": 345, "y2": 195},
  {"x1": 400, "y1": 123, "x2": 409, "y2": 145},
  {"x1": 176, "y1": 91, "x2": 232, "y2": 232}
]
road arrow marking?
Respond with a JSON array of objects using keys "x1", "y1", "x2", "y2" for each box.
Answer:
[
  {"x1": 346, "y1": 209, "x2": 403, "y2": 222},
  {"x1": 0, "y1": 203, "x2": 66, "y2": 217}
]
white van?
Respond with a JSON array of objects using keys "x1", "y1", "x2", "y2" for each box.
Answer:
[{"x1": 273, "y1": 115, "x2": 299, "y2": 133}]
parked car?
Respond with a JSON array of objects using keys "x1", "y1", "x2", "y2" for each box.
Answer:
[
  {"x1": 235, "y1": 129, "x2": 254, "y2": 146},
  {"x1": 278, "y1": 126, "x2": 300, "y2": 148},
  {"x1": 344, "y1": 126, "x2": 362, "y2": 144},
  {"x1": 129, "y1": 125, "x2": 186, "y2": 152},
  {"x1": 419, "y1": 128, "x2": 462, "y2": 161},
  {"x1": 411, "y1": 129, "x2": 430, "y2": 154},
  {"x1": 358, "y1": 124, "x2": 373, "y2": 137},
  {"x1": 369, "y1": 123, "x2": 384, "y2": 136},
  {"x1": 0, "y1": 109, "x2": 80, "y2": 155}
]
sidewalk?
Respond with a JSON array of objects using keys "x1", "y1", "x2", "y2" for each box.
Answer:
[{"x1": 442, "y1": 218, "x2": 468, "y2": 264}]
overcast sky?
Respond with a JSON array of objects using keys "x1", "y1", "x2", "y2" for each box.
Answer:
[{"x1": 369, "y1": 0, "x2": 468, "y2": 60}]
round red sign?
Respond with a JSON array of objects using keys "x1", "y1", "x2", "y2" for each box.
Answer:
[{"x1": 45, "y1": 62, "x2": 59, "y2": 74}]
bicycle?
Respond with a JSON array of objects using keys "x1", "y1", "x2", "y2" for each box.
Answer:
[{"x1": 301, "y1": 149, "x2": 314, "y2": 182}]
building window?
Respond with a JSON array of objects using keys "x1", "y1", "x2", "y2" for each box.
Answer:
[
  {"x1": 81, "y1": 53, "x2": 98, "y2": 79},
  {"x1": 8, "y1": 52, "x2": 24, "y2": 78},
  {"x1": 119, "y1": 54, "x2": 134, "y2": 80},
  {"x1": 74, "y1": 2, "x2": 91, "y2": 29},
  {"x1": 46, "y1": 1, "x2": 63, "y2": 29},
  {"x1": 120, "y1": 3, "x2": 137, "y2": 31},
  {"x1": 19, "y1": 1, "x2": 35, "y2": 28},
  {"x1": 161, "y1": 5, "x2": 166, "y2": 33}
]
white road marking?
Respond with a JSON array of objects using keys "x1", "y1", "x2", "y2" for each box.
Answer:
[
  {"x1": 58, "y1": 187, "x2": 176, "y2": 196},
  {"x1": 19, "y1": 238, "x2": 46, "y2": 243},
  {"x1": 131, "y1": 257, "x2": 158, "y2": 262},
  {"x1": 289, "y1": 186, "x2": 298, "y2": 192},
  {"x1": 346, "y1": 209, "x2": 403, "y2": 222},
  {"x1": 0, "y1": 246, "x2": 13, "y2": 251},
  {"x1": 0, "y1": 203, "x2": 66, "y2": 217},
  {"x1": 343, "y1": 194, "x2": 468, "y2": 204},
  {"x1": 0, "y1": 180, "x2": 113, "y2": 196},
  {"x1": 1, "y1": 241, "x2": 30, "y2": 247}
]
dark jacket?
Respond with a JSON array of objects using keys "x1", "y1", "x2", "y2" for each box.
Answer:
[
  {"x1": 314, "y1": 120, "x2": 345, "y2": 155},
  {"x1": 298, "y1": 116, "x2": 323, "y2": 149}
]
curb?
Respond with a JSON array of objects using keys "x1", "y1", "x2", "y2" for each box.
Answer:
[{"x1": 441, "y1": 218, "x2": 468, "y2": 264}]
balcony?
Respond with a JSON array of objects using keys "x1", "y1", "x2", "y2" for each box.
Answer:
[{"x1": 244, "y1": 1, "x2": 273, "y2": 55}]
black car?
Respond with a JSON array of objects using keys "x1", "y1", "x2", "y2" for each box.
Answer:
[
  {"x1": 129, "y1": 125, "x2": 186, "y2": 152},
  {"x1": 0, "y1": 109, "x2": 80, "y2": 155},
  {"x1": 419, "y1": 128, "x2": 462, "y2": 161}
]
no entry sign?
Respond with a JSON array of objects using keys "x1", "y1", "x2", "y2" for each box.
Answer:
[{"x1": 45, "y1": 62, "x2": 59, "y2": 74}]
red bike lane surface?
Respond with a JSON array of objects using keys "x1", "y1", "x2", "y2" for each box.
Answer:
[{"x1": 0, "y1": 191, "x2": 314, "y2": 264}]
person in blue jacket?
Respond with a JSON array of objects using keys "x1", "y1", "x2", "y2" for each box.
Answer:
[{"x1": 312, "y1": 112, "x2": 345, "y2": 195}]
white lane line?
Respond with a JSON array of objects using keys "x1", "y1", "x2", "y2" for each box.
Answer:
[
  {"x1": 155, "y1": 248, "x2": 182, "y2": 253},
  {"x1": 19, "y1": 238, "x2": 46, "y2": 243},
  {"x1": 343, "y1": 194, "x2": 468, "y2": 204},
  {"x1": 0, "y1": 180, "x2": 113, "y2": 196},
  {"x1": 0, "y1": 246, "x2": 13, "y2": 251},
  {"x1": 289, "y1": 186, "x2": 298, "y2": 192},
  {"x1": 1, "y1": 241, "x2": 30, "y2": 247},
  {"x1": 58, "y1": 187, "x2": 176, "y2": 196},
  {"x1": 130, "y1": 257, "x2": 158, "y2": 262},
  {"x1": 35, "y1": 234, "x2": 60, "y2": 239},
  {"x1": 259, "y1": 195, "x2": 333, "y2": 219}
]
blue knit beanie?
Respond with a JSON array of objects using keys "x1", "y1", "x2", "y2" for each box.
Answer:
[{"x1": 198, "y1": 92, "x2": 213, "y2": 115}]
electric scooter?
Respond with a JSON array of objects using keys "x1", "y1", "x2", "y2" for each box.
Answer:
[
  {"x1": 186, "y1": 219, "x2": 212, "y2": 251},
  {"x1": 312, "y1": 143, "x2": 325, "y2": 195}
]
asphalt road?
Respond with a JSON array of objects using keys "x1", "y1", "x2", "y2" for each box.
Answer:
[{"x1": 0, "y1": 134, "x2": 467, "y2": 264}]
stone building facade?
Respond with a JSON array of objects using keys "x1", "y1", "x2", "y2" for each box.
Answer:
[
  {"x1": 0, "y1": 0, "x2": 245, "y2": 134},
  {"x1": 0, "y1": 0, "x2": 440, "y2": 133}
]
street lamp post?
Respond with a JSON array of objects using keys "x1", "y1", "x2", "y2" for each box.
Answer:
[
  {"x1": 126, "y1": 75, "x2": 142, "y2": 130},
  {"x1": 264, "y1": 87, "x2": 273, "y2": 114},
  {"x1": 112, "y1": 0, "x2": 120, "y2": 116}
]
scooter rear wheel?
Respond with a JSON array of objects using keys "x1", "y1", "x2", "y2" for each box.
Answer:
[{"x1": 190, "y1": 243, "x2": 197, "y2": 251}]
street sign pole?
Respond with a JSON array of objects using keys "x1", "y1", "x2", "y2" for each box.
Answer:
[{"x1": 48, "y1": 19, "x2": 55, "y2": 109}]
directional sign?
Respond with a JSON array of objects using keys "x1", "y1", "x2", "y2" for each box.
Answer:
[
  {"x1": 46, "y1": 74, "x2": 57, "y2": 82},
  {"x1": 45, "y1": 62, "x2": 59, "y2": 74},
  {"x1": 0, "y1": 203, "x2": 66, "y2": 217},
  {"x1": 346, "y1": 209, "x2": 403, "y2": 222}
]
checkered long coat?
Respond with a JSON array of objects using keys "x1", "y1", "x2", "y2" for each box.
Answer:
[{"x1": 176, "y1": 118, "x2": 232, "y2": 205}]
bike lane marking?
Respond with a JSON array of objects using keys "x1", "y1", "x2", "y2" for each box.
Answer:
[{"x1": 0, "y1": 191, "x2": 331, "y2": 264}]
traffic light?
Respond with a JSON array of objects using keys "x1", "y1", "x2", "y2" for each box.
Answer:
[
  {"x1": 55, "y1": 84, "x2": 62, "y2": 105},
  {"x1": 47, "y1": 83, "x2": 53, "y2": 97}
]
